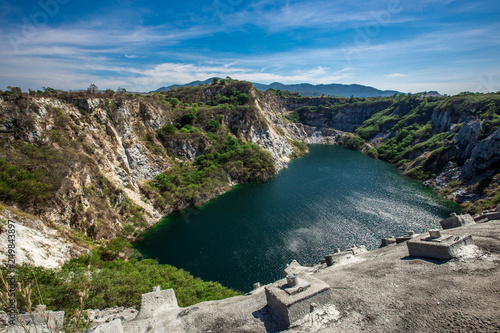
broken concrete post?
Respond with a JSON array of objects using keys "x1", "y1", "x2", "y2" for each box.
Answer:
[
  {"x1": 152, "y1": 285, "x2": 161, "y2": 292},
  {"x1": 283, "y1": 260, "x2": 306, "y2": 277},
  {"x1": 286, "y1": 274, "x2": 299, "y2": 287},
  {"x1": 380, "y1": 236, "x2": 396, "y2": 247},
  {"x1": 429, "y1": 229, "x2": 442, "y2": 238},
  {"x1": 137, "y1": 288, "x2": 179, "y2": 320},
  {"x1": 310, "y1": 303, "x2": 317, "y2": 312},
  {"x1": 324, "y1": 255, "x2": 334, "y2": 266},
  {"x1": 350, "y1": 245, "x2": 367, "y2": 255},
  {"x1": 253, "y1": 283, "x2": 261, "y2": 290}
]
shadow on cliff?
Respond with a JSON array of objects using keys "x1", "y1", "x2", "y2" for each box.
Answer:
[
  {"x1": 252, "y1": 306, "x2": 286, "y2": 333},
  {"x1": 401, "y1": 256, "x2": 450, "y2": 265}
]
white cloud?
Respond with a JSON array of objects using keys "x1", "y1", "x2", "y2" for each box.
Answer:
[
  {"x1": 385, "y1": 73, "x2": 408, "y2": 78},
  {"x1": 134, "y1": 63, "x2": 353, "y2": 91}
]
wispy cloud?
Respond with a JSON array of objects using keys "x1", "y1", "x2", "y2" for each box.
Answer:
[
  {"x1": 135, "y1": 62, "x2": 353, "y2": 90},
  {"x1": 224, "y1": 0, "x2": 413, "y2": 32},
  {"x1": 385, "y1": 73, "x2": 407, "y2": 78},
  {"x1": 0, "y1": 0, "x2": 499, "y2": 95}
]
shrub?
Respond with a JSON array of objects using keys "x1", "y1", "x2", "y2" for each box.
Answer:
[
  {"x1": 169, "y1": 98, "x2": 180, "y2": 107},
  {"x1": 157, "y1": 124, "x2": 177, "y2": 137},
  {"x1": 285, "y1": 111, "x2": 301, "y2": 123},
  {"x1": 1, "y1": 248, "x2": 241, "y2": 319},
  {"x1": 344, "y1": 135, "x2": 365, "y2": 150}
]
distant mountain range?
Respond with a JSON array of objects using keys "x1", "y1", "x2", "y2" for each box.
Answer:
[{"x1": 152, "y1": 78, "x2": 401, "y2": 97}]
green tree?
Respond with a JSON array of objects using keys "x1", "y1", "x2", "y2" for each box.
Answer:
[
  {"x1": 170, "y1": 98, "x2": 180, "y2": 107},
  {"x1": 88, "y1": 83, "x2": 98, "y2": 94},
  {"x1": 238, "y1": 93, "x2": 249, "y2": 105}
]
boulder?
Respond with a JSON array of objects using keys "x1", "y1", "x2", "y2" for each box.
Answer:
[
  {"x1": 462, "y1": 129, "x2": 500, "y2": 180},
  {"x1": 455, "y1": 118, "x2": 481, "y2": 159},
  {"x1": 440, "y1": 213, "x2": 476, "y2": 229}
]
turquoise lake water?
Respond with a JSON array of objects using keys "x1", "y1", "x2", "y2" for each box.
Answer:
[{"x1": 135, "y1": 145, "x2": 459, "y2": 292}]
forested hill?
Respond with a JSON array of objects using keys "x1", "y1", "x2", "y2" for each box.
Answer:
[
  {"x1": 153, "y1": 79, "x2": 400, "y2": 97},
  {"x1": 252, "y1": 82, "x2": 400, "y2": 97}
]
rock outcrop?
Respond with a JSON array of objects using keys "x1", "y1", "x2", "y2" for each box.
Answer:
[
  {"x1": 0, "y1": 208, "x2": 87, "y2": 268},
  {"x1": 462, "y1": 129, "x2": 500, "y2": 180},
  {"x1": 455, "y1": 117, "x2": 482, "y2": 160}
]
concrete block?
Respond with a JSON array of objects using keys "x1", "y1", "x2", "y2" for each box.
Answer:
[
  {"x1": 265, "y1": 275, "x2": 332, "y2": 328},
  {"x1": 283, "y1": 260, "x2": 306, "y2": 277},
  {"x1": 137, "y1": 288, "x2": 178, "y2": 319},
  {"x1": 429, "y1": 229, "x2": 442, "y2": 238},
  {"x1": 440, "y1": 213, "x2": 475, "y2": 229},
  {"x1": 407, "y1": 233, "x2": 473, "y2": 260},
  {"x1": 478, "y1": 212, "x2": 500, "y2": 222},
  {"x1": 380, "y1": 236, "x2": 396, "y2": 247},
  {"x1": 396, "y1": 236, "x2": 412, "y2": 244},
  {"x1": 17, "y1": 308, "x2": 64, "y2": 332},
  {"x1": 350, "y1": 245, "x2": 367, "y2": 255},
  {"x1": 324, "y1": 255, "x2": 334, "y2": 266}
]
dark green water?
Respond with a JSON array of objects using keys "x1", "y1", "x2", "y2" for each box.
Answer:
[{"x1": 136, "y1": 145, "x2": 458, "y2": 292}]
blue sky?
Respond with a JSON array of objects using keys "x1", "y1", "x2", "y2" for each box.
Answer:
[{"x1": 0, "y1": 0, "x2": 499, "y2": 94}]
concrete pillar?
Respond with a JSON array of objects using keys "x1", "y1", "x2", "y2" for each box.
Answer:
[
  {"x1": 324, "y1": 255, "x2": 334, "y2": 266},
  {"x1": 429, "y1": 229, "x2": 442, "y2": 238},
  {"x1": 286, "y1": 274, "x2": 299, "y2": 287}
]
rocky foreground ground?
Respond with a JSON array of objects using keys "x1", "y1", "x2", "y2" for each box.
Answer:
[{"x1": 74, "y1": 219, "x2": 500, "y2": 333}]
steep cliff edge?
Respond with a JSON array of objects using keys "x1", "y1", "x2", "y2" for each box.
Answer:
[{"x1": 0, "y1": 81, "x2": 303, "y2": 264}]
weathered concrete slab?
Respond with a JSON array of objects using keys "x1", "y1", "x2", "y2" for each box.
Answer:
[
  {"x1": 136, "y1": 287, "x2": 178, "y2": 319},
  {"x1": 0, "y1": 307, "x2": 65, "y2": 333},
  {"x1": 407, "y1": 233, "x2": 474, "y2": 260},
  {"x1": 474, "y1": 211, "x2": 500, "y2": 222},
  {"x1": 265, "y1": 275, "x2": 333, "y2": 328}
]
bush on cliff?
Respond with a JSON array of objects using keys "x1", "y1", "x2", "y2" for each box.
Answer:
[
  {"x1": 1, "y1": 242, "x2": 240, "y2": 322},
  {"x1": 150, "y1": 133, "x2": 275, "y2": 208}
]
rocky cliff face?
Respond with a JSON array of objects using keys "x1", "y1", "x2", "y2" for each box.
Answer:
[
  {"x1": 463, "y1": 129, "x2": 500, "y2": 180},
  {"x1": 0, "y1": 87, "x2": 311, "y2": 263},
  {"x1": 290, "y1": 93, "x2": 500, "y2": 211}
]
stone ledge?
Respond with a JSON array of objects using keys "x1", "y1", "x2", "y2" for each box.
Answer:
[{"x1": 407, "y1": 233, "x2": 473, "y2": 260}]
